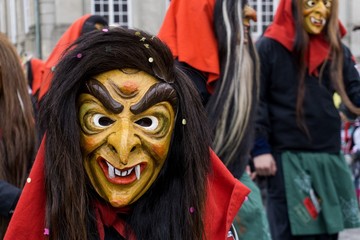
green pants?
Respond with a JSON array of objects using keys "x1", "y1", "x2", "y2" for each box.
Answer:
[{"x1": 282, "y1": 151, "x2": 360, "y2": 235}]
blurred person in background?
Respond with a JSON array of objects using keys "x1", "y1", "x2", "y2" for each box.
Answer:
[
  {"x1": 159, "y1": 0, "x2": 271, "y2": 239},
  {"x1": 0, "y1": 32, "x2": 37, "y2": 238},
  {"x1": 252, "y1": 0, "x2": 360, "y2": 239}
]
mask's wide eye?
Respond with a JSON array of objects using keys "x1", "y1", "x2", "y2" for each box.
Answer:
[
  {"x1": 306, "y1": 0, "x2": 316, "y2": 7},
  {"x1": 93, "y1": 113, "x2": 114, "y2": 127},
  {"x1": 323, "y1": 0, "x2": 331, "y2": 8},
  {"x1": 135, "y1": 116, "x2": 159, "y2": 131}
]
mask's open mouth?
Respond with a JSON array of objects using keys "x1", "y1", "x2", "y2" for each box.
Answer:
[
  {"x1": 310, "y1": 16, "x2": 326, "y2": 26},
  {"x1": 97, "y1": 157, "x2": 146, "y2": 184}
]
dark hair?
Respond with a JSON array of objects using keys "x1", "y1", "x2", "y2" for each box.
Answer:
[
  {"x1": 40, "y1": 27, "x2": 211, "y2": 240},
  {"x1": 81, "y1": 15, "x2": 109, "y2": 35},
  {"x1": 0, "y1": 33, "x2": 36, "y2": 238}
]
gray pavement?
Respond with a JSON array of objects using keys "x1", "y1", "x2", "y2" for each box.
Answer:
[{"x1": 339, "y1": 228, "x2": 360, "y2": 240}]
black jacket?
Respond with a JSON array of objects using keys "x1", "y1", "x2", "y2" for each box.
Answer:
[
  {"x1": 0, "y1": 180, "x2": 21, "y2": 218},
  {"x1": 254, "y1": 37, "x2": 360, "y2": 154}
]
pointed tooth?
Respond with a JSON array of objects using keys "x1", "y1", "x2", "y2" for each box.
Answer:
[
  {"x1": 107, "y1": 162, "x2": 115, "y2": 179},
  {"x1": 127, "y1": 168, "x2": 133, "y2": 175},
  {"x1": 115, "y1": 169, "x2": 121, "y2": 176},
  {"x1": 135, "y1": 165, "x2": 140, "y2": 180}
]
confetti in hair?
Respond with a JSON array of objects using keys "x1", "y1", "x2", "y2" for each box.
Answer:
[
  {"x1": 189, "y1": 207, "x2": 195, "y2": 214},
  {"x1": 44, "y1": 228, "x2": 50, "y2": 235}
]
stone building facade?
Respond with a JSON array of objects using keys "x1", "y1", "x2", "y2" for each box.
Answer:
[{"x1": 0, "y1": 0, "x2": 170, "y2": 59}]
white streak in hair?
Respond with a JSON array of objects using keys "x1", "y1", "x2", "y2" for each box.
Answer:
[
  {"x1": 213, "y1": 0, "x2": 232, "y2": 154},
  {"x1": 17, "y1": 90, "x2": 25, "y2": 114},
  {"x1": 213, "y1": 0, "x2": 255, "y2": 166},
  {"x1": 214, "y1": 0, "x2": 232, "y2": 103}
]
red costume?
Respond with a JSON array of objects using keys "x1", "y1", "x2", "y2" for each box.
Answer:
[{"x1": 158, "y1": 0, "x2": 219, "y2": 92}]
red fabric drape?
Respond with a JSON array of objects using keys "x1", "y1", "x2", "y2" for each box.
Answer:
[{"x1": 158, "y1": 0, "x2": 219, "y2": 90}]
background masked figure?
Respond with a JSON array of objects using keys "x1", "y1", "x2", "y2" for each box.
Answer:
[
  {"x1": 158, "y1": 0, "x2": 271, "y2": 239},
  {"x1": 4, "y1": 27, "x2": 249, "y2": 240},
  {"x1": 0, "y1": 33, "x2": 37, "y2": 238},
  {"x1": 252, "y1": 0, "x2": 360, "y2": 239}
]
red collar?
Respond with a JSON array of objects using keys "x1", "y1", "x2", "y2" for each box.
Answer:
[{"x1": 94, "y1": 201, "x2": 135, "y2": 240}]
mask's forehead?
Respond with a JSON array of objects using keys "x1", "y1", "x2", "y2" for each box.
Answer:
[{"x1": 94, "y1": 69, "x2": 159, "y2": 105}]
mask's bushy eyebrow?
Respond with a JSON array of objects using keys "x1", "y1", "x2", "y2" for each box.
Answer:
[
  {"x1": 130, "y1": 83, "x2": 177, "y2": 114},
  {"x1": 85, "y1": 78, "x2": 124, "y2": 113}
]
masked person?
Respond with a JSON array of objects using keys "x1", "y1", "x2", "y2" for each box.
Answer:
[
  {"x1": 4, "y1": 27, "x2": 250, "y2": 240},
  {"x1": 252, "y1": 0, "x2": 360, "y2": 239},
  {"x1": 158, "y1": 0, "x2": 271, "y2": 239},
  {"x1": 0, "y1": 33, "x2": 37, "y2": 238}
]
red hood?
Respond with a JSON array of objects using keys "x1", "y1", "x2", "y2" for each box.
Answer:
[
  {"x1": 37, "y1": 14, "x2": 92, "y2": 100},
  {"x1": 264, "y1": 0, "x2": 346, "y2": 75},
  {"x1": 158, "y1": 0, "x2": 219, "y2": 87},
  {"x1": 5, "y1": 140, "x2": 249, "y2": 239}
]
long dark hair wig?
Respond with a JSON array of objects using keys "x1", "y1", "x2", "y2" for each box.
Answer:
[
  {"x1": 0, "y1": 33, "x2": 36, "y2": 237},
  {"x1": 39, "y1": 27, "x2": 211, "y2": 240},
  {"x1": 292, "y1": 0, "x2": 360, "y2": 133},
  {"x1": 209, "y1": 0, "x2": 259, "y2": 177}
]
